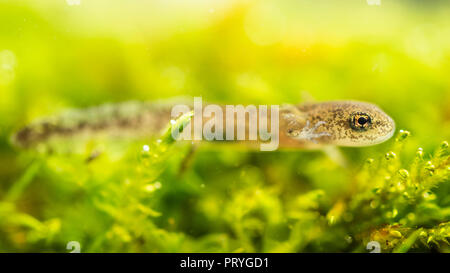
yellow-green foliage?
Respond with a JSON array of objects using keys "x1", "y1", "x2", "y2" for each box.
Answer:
[
  {"x1": 1, "y1": 115, "x2": 448, "y2": 252},
  {"x1": 0, "y1": 1, "x2": 450, "y2": 253}
]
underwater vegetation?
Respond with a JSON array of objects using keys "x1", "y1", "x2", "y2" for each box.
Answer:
[
  {"x1": 0, "y1": 116, "x2": 448, "y2": 252},
  {"x1": 0, "y1": 1, "x2": 450, "y2": 252}
]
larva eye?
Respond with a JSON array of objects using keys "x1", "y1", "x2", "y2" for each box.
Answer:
[{"x1": 350, "y1": 112, "x2": 372, "y2": 131}]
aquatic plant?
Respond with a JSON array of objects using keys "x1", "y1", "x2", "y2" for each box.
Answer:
[
  {"x1": 1, "y1": 0, "x2": 449, "y2": 253},
  {"x1": 0, "y1": 111, "x2": 448, "y2": 253}
]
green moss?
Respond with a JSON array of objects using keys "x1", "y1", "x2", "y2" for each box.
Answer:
[
  {"x1": 1, "y1": 0, "x2": 450, "y2": 253},
  {"x1": 1, "y1": 118, "x2": 448, "y2": 252}
]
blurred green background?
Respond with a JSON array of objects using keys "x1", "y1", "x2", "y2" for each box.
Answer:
[{"x1": 0, "y1": 0, "x2": 449, "y2": 252}]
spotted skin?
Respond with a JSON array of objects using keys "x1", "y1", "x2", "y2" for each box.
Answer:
[{"x1": 280, "y1": 101, "x2": 395, "y2": 148}]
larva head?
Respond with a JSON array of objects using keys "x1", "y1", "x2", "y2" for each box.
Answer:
[{"x1": 299, "y1": 101, "x2": 396, "y2": 147}]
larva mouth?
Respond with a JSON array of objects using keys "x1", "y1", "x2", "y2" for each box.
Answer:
[
  {"x1": 365, "y1": 116, "x2": 396, "y2": 146},
  {"x1": 378, "y1": 117, "x2": 396, "y2": 143}
]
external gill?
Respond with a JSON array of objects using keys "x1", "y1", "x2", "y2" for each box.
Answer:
[{"x1": 291, "y1": 120, "x2": 331, "y2": 144}]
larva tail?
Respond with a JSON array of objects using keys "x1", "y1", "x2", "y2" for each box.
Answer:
[{"x1": 11, "y1": 100, "x2": 176, "y2": 148}]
